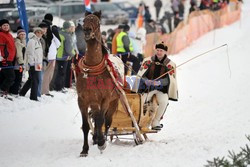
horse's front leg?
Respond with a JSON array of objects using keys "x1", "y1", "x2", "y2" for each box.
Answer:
[
  {"x1": 78, "y1": 98, "x2": 89, "y2": 157},
  {"x1": 80, "y1": 111, "x2": 90, "y2": 157},
  {"x1": 92, "y1": 104, "x2": 106, "y2": 151}
]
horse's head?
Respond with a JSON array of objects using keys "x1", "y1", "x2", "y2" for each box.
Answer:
[{"x1": 83, "y1": 11, "x2": 101, "y2": 41}]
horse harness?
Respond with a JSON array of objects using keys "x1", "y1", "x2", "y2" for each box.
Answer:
[
  {"x1": 78, "y1": 14, "x2": 122, "y2": 96},
  {"x1": 78, "y1": 56, "x2": 107, "y2": 78}
]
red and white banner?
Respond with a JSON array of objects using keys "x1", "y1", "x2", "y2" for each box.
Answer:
[{"x1": 84, "y1": 0, "x2": 91, "y2": 12}]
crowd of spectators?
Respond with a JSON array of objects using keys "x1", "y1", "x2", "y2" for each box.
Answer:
[{"x1": 134, "y1": 0, "x2": 242, "y2": 35}]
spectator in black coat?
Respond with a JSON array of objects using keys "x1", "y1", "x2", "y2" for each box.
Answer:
[
  {"x1": 42, "y1": 13, "x2": 61, "y2": 51},
  {"x1": 0, "y1": 19, "x2": 16, "y2": 96},
  {"x1": 154, "y1": 0, "x2": 163, "y2": 21}
]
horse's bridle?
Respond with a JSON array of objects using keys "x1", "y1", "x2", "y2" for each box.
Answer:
[
  {"x1": 83, "y1": 14, "x2": 101, "y2": 41},
  {"x1": 83, "y1": 13, "x2": 110, "y2": 53}
]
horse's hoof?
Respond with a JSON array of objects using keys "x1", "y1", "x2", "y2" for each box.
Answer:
[
  {"x1": 80, "y1": 153, "x2": 88, "y2": 157},
  {"x1": 98, "y1": 142, "x2": 107, "y2": 151},
  {"x1": 80, "y1": 150, "x2": 88, "y2": 157}
]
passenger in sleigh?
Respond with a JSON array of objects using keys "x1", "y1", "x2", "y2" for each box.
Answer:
[{"x1": 137, "y1": 42, "x2": 178, "y2": 130}]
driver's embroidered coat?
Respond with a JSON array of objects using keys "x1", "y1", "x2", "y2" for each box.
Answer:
[{"x1": 137, "y1": 55, "x2": 178, "y2": 101}]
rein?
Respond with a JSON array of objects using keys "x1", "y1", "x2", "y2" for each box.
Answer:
[{"x1": 84, "y1": 15, "x2": 110, "y2": 52}]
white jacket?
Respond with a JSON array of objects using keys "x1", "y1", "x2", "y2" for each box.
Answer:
[
  {"x1": 47, "y1": 34, "x2": 61, "y2": 61},
  {"x1": 26, "y1": 33, "x2": 43, "y2": 67}
]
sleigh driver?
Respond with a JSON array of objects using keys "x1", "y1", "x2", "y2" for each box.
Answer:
[{"x1": 137, "y1": 42, "x2": 178, "y2": 130}]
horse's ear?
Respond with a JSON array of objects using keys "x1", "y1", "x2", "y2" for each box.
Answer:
[
  {"x1": 93, "y1": 10, "x2": 102, "y2": 19},
  {"x1": 85, "y1": 10, "x2": 92, "y2": 17}
]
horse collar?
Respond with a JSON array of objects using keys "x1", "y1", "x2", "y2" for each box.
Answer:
[{"x1": 78, "y1": 56, "x2": 107, "y2": 78}]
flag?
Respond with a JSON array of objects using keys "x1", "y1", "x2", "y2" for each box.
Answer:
[
  {"x1": 84, "y1": 0, "x2": 91, "y2": 12},
  {"x1": 16, "y1": 0, "x2": 29, "y2": 41}
]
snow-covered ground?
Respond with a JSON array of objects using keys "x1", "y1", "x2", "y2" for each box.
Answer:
[{"x1": 1, "y1": 1, "x2": 250, "y2": 167}]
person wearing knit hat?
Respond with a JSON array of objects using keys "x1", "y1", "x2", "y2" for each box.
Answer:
[
  {"x1": 44, "y1": 13, "x2": 53, "y2": 22},
  {"x1": 63, "y1": 21, "x2": 71, "y2": 30},
  {"x1": 64, "y1": 20, "x2": 78, "y2": 88},
  {"x1": 123, "y1": 24, "x2": 130, "y2": 32},
  {"x1": 37, "y1": 22, "x2": 48, "y2": 98},
  {"x1": 33, "y1": 27, "x2": 44, "y2": 34},
  {"x1": 52, "y1": 20, "x2": 74, "y2": 92},
  {"x1": 41, "y1": 13, "x2": 61, "y2": 93},
  {"x1": 155, "y1": 41, "x2": 168, "y2": 52},
  {"x1": 16, "y1": 27, "x2": 26, "y2": 37},
  {"x1": 116, "y1": 23, "x2": 140, "y2": 75},
  {"x1": 0, "y1": 19, "x2": 11, "y2": 33},
  {"x1": 0, "y1": 19, "x2": 9, "y2": 27},
  {"x1": 9, "y1": 26, "x2": 26, "y2": 95},
  {"x1": 38, "y1": 22, "x2": 48, "y2": 28},
  {"x1": 0, "y1": 18, "x2": 16, "y2": 96},
  {"x1": 68, "y1": 20, "x2": 76, "y2": 33},
  {"x1": 41, "y1": 13, "x2": 60, "y2": 54},
  {"x1": 19, "y1": 25, "x2": 43, "y2": 101},
  {"x1": 137, "y1": 41, "x2": 178, "y2": 131},
  {"x1": 38, "y1": 22, "x2": 48, "y2": 37},
  {"x1": 16, "y1": 28, "x2": 26, "y2": 41}
]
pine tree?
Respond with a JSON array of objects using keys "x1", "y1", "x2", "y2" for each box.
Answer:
[{"x1": 205, "y1": 135, "x2": 250, "y2": 167}]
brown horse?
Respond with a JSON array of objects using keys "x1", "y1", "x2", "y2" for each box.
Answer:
[{"x1": 76, "y1": 11, "x2": 120, "y2": 157}]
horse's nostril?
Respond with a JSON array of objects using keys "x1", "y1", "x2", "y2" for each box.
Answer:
[{"x1": 83, "y1": 28, "x2": 92, "y2": 33}]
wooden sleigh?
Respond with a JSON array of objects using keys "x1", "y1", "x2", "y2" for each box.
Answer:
[
  {"x1": 88, "y1": 92, "x2": 159, "y2": 145},
  {"x1": 108, "y1": 93, "x2": 159, "y2": 144}
]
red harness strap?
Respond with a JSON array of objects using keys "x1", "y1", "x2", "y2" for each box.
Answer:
[{"x1": 104, "y1": 54, "x2": 119, "y2": 79}]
